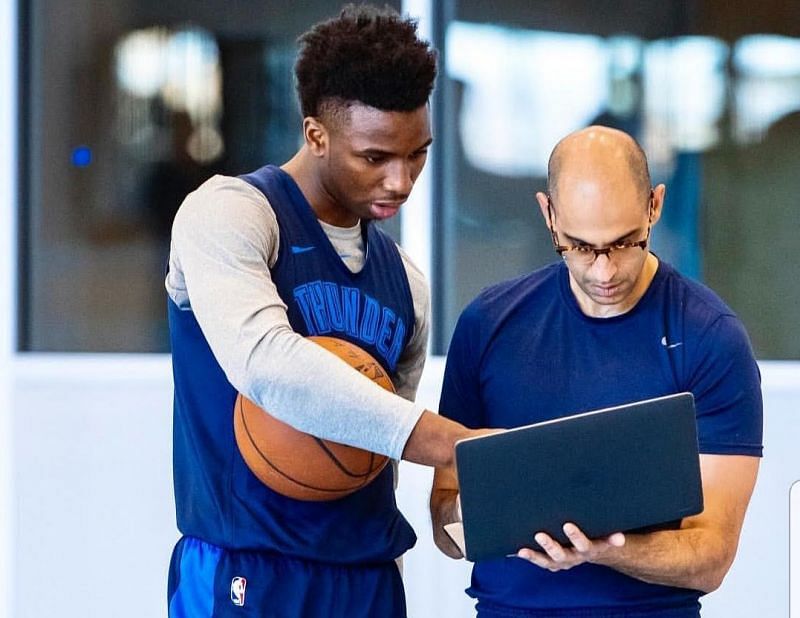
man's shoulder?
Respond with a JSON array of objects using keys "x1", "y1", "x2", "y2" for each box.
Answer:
[
  {"x1": 238, "y1": 164, "x2": 282, "y2": 184},
  {"x1": 178, "y1": 173, "x2": 270, "y2": 213},
  {"x1": 655, "y1": 263, "x2": 755, "y2": 356},
  {"x1": 471, "y1": 262, "x2": 561, "y2": 313},
  {"x1": 658, "y1": 262, "x2": 738, "y2": 325},
  {"x1": 457, "y1": 263, "x2": 562, "y2": 335}
]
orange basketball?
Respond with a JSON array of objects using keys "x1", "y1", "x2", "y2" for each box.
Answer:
[{"x1": 233, "y1": 336, "x2": 393, "y2": 501}]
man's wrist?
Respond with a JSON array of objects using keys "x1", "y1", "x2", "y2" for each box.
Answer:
[{"x1": 402, "y1": 410, "x2": 472, "y2": 467}]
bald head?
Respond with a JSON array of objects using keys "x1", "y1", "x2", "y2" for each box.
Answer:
[{"x1": 547, "y1": 126, "x2": 651, "y2": 207}]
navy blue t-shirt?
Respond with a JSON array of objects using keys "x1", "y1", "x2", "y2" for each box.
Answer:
[
  {"x1": 169, "y1": 165, "x2": 417, "y2": 564},
  {"x1": 440, "y1": 260, "x2": 763, "y2": 614}
]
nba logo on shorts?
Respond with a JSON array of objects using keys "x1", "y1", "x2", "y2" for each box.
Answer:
[{"x1": 230, "y1": 576, "x2": 247, "y2": 607}]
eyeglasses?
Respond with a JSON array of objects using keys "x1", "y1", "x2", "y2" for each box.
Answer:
[{"x1": 546, "y1": 190, "x2": 654, "y2": 267}]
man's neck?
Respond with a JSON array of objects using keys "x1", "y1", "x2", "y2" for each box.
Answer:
[{"x1": 281, "y1": 150, "x2": 357, "y2": 227}]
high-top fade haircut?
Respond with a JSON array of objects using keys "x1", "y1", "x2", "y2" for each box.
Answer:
[{"x1": 295, "y1": 3, "x2": 437, "y2": 122}]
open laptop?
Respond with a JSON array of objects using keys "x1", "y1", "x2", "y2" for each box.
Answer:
[{"x1": 446, "y1": 392, "x2": 703, "y2": 562}]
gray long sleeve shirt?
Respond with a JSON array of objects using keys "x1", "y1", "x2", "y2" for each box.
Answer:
[{"x1": 165, "y1": 174, "x2": 429, "y2": 460}]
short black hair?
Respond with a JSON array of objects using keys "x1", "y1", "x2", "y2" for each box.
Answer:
[{"x1": 295, "y1": 4, "x2": 437, "y2": 119}]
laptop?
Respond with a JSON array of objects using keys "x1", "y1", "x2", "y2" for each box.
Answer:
[{"x1": 446, "y1": 392, "x2": 703, "y2": 562}]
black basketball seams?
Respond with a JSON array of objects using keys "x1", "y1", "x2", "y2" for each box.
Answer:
[
  {"x1": 237, "y1": 396, "x2": 377, "y2": 494},
  {"x1": 313, "y1": 437, "x2": 377, "y2": 479}
]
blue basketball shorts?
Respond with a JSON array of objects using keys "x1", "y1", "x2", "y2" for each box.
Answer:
[{"x1": 167, "y1": 536, "x2": 407, "y2": 618}]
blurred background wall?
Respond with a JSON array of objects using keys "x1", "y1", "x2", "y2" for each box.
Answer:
[{"x1": 2, "y1": 0, "x2": 799, "y2": 616}]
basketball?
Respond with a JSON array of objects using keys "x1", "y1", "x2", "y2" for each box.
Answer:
[{"x1": 233, "y1": 336, "x2": 394, "y2": 501}]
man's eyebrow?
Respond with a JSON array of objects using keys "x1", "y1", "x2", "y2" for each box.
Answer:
[
  {"x1": 357, "y1": 147, "x2": 392, "y2": 156},
  {"x1": 562, "y1": 227, "x2": 641, "y2": 246},
  {"x1": 356, "y1": 138, "x2": 432, "y2": 157}
]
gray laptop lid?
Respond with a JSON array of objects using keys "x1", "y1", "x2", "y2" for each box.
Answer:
[{"x1": 453, "y1": 392, "x2": 703, "y2": 562}]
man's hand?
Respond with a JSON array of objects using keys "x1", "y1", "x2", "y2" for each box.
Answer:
[
  {"x1": 516, "y1": 523, "x2": 625, "y2": 571},
  {"x1": 430, "y1": 466, "x2": 465, "y2": 559}
]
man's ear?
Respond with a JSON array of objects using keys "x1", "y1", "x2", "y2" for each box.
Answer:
[
  {"x1": 536, "y1": 191, "x2": 552, "y2": 227},
  {"x1": 303, "y1": 116, "x2": 328, "y2": 157},
  {"x1": 650, "y1": 183, "x2": 666, "y2": 226}
]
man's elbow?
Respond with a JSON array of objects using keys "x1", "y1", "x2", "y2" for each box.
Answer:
[
  {"x1": 696, "y1": 548, "x2": 737, "y2": 593},
  {"x1": 697, "y1": 573, "x2": 724, "y2": 594},
  {"x1": 698, "y1": 570, "x2": 729, "y2": 594}
]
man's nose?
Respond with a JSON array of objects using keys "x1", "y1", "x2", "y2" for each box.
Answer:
[
  {"x1": 591, "y1": 253, "x2": 618, "y2": 281},
  {"x1": 383, "y1": 160, "x2": 413, "y2": 197}
]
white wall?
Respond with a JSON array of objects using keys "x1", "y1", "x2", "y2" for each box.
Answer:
[{"x1": 10, "y1": 357, "x2": 175, "y2": 618}]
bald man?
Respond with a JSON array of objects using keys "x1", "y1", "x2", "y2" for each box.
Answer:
[{"x1": 430, "y1": 126, "x2": 763, "y2": 617}]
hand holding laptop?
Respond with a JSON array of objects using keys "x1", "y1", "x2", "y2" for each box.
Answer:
[
  {"x1": 446, "y1": 516, "x2": 627, "y2": 562},
  {"x1": 516, "y1": 522, "x2": 626, "y2": 570}
]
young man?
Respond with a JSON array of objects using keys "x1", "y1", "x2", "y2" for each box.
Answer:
[
  {"x1": 431, "y1": 126, "x2": 763, "y2": 617},
  {"x1": 166, "y1": 5, "x2": 481, "y2": 617}
]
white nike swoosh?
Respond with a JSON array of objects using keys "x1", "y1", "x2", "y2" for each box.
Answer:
[{"x1": 660, "y1": 336, "x2": 683, "y2": 349}]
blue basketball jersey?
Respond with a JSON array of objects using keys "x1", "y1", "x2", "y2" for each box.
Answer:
[{"x1": 169, "y1": 164, "x2": 417, "y2": 564}]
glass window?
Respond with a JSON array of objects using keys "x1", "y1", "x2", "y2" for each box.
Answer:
[
  {"x1": 20, "y1": 0, "x2": 800, "y2": 359},
  {"x1": 433, "y1": 0, "x2": 800, "y2": 359},
  {"x1": 19, "y1": 0, "x2": 401, "y2": 352}
]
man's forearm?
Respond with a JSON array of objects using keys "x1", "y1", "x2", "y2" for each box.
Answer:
[
  {"x1": 594, "y1": 455, "x2": 758, "y2": 593},
  {"x1": 596, "y1": 526, "x2": 733, "y2": 593},
  {"x1": 520, "y1": 455, "x2": 759, "y2": 593}
]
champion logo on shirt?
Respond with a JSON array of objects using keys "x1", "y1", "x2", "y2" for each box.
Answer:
[
  {"x1": 291, "y1": 245, "x2": 316, "y2": 254},
  {"x1": 231, "y1": 577, "x2": 247, "y2": 607}
]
